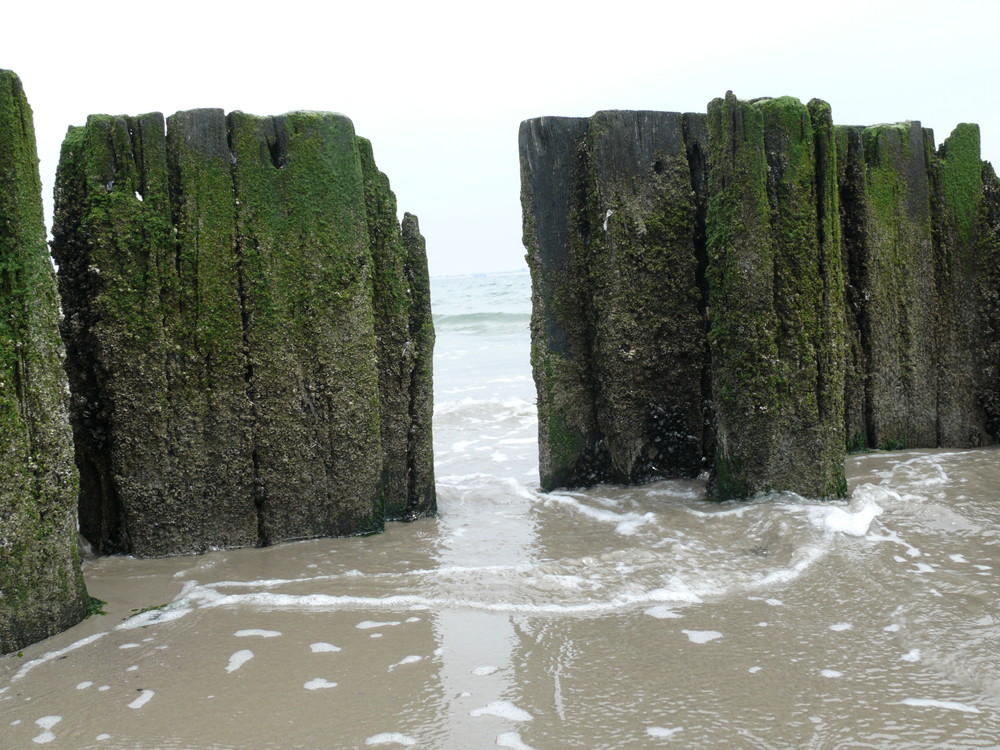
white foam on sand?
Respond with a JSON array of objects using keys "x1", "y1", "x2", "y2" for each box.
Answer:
[
  {"x1": 76, "y1": 681, "x2": 93, "y2": 690},
  {"x1": 356, "y1": 620, "x2": 402, "y2": 630},
  {"x1": 234, "y1": 629, "x2": 282, "y2": 638},
  {"x1": 899, "y1": 698, "x2": 980, "y2": 714},
  {"x1": 226, "y1": 649, "x2": 254, "y2": 673},
  {"x1": 470, "y1": 701, "x2": 533, "y2": 721},
  {"x1": 830, "y1": 622, "x2": 853, "y2": 631},
  {"x1": 32, "y1": 716, "x2": 61, "y2": 744},
  {"x1": 473, "y1": 665, "x2": 499, "y2": 675},
  {"x1": 810, "y1": 494, "x2": 883, "y2": 536},
  {"x1": 682, "y1": 630, "x2": 722, "y2": 644},
  {"x1": 310, "y1": 642, "x2": 342, "y2": 653},
  {"x1": 116, "y1": 599, "x2": 193, "y2": 630},
  {"x1": 820, "y1": 669, "x2": 844, "y2": 678},
  {"x1": 365, "y1": 733, "x2": 417, "y2": 746},
  {"x1": 542, "y1": 493, "x2": 656, "y2": 536},
  {"x1": 388, "y1": 655, "x2": 422, "y2": 671},
  {"x1": 901, "y1": 649, "x2": 921, "y2": 662},
  {"x1": 96, "y1": 734, "x2": 111, "y2": 741},
  {"x1": 304, "y1": 678, "x2": 337, "y2": 690},
  {"x1": 644, "y1": 606, "x2": 682, "y2": 619},
  {"x1": 498, "y1": 732, "x2": 539, "y2": 749},
  {"x1": 128, "y1": 690, "x2": 154, "y2": 709},
  {"x1": 13, "y1": 633, "x2": 107, "y2": 682},
  {"x1": 647, "y1": 726, "x2": 683, "y2": 738}
]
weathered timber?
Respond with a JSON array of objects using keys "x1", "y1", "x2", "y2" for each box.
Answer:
[
  {"x1": 0, "y1": 70, "x2": 88, "y2": 653},
  {"x1": 53, "y1": 109, "x2": 434, "y2": 556},
  {"x1": 837, "y1": 121, "x2": 938, "y2": 451},
  {"x1": 524, "y1": 91, "x2": 1000, "y2": 499},
  {"x1": 401, "y1": 212, "x2": 437, "y2": 518},
  {"x1": 706, "y1": 94, "x2": 847, "y2": 499},
  {"x1": 520, "y1": 112, "x2": 710, "y2": 491}
]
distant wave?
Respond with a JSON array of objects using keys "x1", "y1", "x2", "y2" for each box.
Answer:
[{"x1": 433, "y1": 311, "x2": 531, "y2": 330}]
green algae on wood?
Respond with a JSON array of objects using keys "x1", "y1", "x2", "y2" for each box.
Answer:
[
  {"x1": 521, "y1": 112, "x2": 712, "y2": 491},
  {"x1": 401, "y1": 212, "x2": 437, "y2": 518},
  {"x1": 228, "y1": 111, "x2": 382, "y2": 543},
  {"x1": 0, "y1": 69, "x2": 88, "y2": 653},
  {"x1": 53, "y1": 108, "x2": 434, "y2": 556},
  {"x1": 930, "y1": 123, "x2": 991, "y2": 446},
  {"x1": 520, "y1": 116, "x2": 601, "y2": 491},
  {"x1": 584, "y1": 110, "x2": 708, "y2": 484},
  {"x1": 700, "y1": 93, "x2": 848, "y2": 499},
  {"x1": 358, "y1": 137, "x2": 417, "y2": 521},
  {"x1": 358, "y1": 139, "x2": 437, "y2": 521},
  {"x1": 523, "y1": 91, "x2": 1000, "y2": 500},
  {"x1": 53, "y1": 111, "x2": 258, "y2": 555}
]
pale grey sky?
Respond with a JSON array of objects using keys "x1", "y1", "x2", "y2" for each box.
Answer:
[{"x1": 8, "y1": 0, "x2": 998, "y2": 276}]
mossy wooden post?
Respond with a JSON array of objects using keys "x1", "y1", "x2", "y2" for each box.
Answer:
[
  {"x1": 53, "y1": 110, "x2": 258, "y2": 556},
  {"x1": 228, "y1": 111, "x2": 382, "y2": 542},
  {"x1": 0, "y1": 70, "x2": 88, "y2": 652},
  {"x1": 55, "y1": 109, "x2": 426, "y2": 555},
  {"x1": 164, "y1": 109, "x2": 258, "y2": 548},
  {"x1": 584, "y1": 110, "x2": 708, "y2": 483},
  {"x1": 931, "y1": 124, "x2": 992, "y2": 446},
  {"x1": 520, "y1": 116, "x2": 603, "y2": 490},
  {"x1": 856, "y1": 122, "x2": 937, "y2": 450},
  {"x1": 358, "y1": 138, "x2": 416, "y2": 520},
  {"x1": 706, "y1": 93, "x2": 846, "y2": 499},
  {"x1": 835, "y1": 125, "x2": 871, "y2": 451},
  {"x1": 53, "y1": 113, "x2": 174, "y2": 554},
  {"x1": 976, "y1": 163, "x2": 1000, "y2": 438},
  {"x1": 401, "y1": 212, "x2": 436, "y2": 517}
]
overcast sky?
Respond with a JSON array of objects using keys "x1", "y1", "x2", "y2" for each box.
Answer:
[{"x1": 8, "y1": 0, "x2": 999, "y2": 277}]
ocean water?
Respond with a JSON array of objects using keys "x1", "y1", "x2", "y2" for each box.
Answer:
[{"x1": 2, "y1": 271, "x2": 999, "y2": 749}]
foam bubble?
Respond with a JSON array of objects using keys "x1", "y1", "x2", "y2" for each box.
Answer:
[
  {"x1": 119, "y1": 643, "x2": 140, "y2": 649},
  {"x1": 820, "y1": 670, "x2": 843, "y2": 678},
  {"x1": 304, "y1": 678, "x2": 337, "y2": 690},
  {"x1": 226, "y1": 649, "x2": 254, "y2": 673},
  {"x1": 116, "y1": 602, "x2": 192, "y2": 630},
  {"x1": 235, "y1": 629, "x2": 282, "y2": 638},
  {"x1": 12, "y1": 633, "x2": 107, "y2": 682},
  {"x1": 682, "y1": 630, "x2": 722, "y2": 644},
  {"x1": 76, "y1": 681, "x2": 93, "y2": 690},
  {"x1": 812, "y1": 495, "x2": 883, "y2": 536},
  {"x1": 365, "y1": 734, "x2": 416, "y2": 746},
  {"x1": 898, "y1": 698, "x2": 980, "y2": 714},
  {"x1": 901, "y1": 649, "x2": 921, "y2": 662},
  {"x1": 473, "y1": 665, "x2": 499, "y2": 676},
  {"x1": 388, "y1": 655, "x2": 422, "y2": 671},
  {"x1": 644, "y1": 606, "x2": 682, "y2": 619},
  {"x1": 32, "y1": 716, "x2": 61, "y2": 744},
  {"x1": 310, "y1": 642, "x2": 341, "y2": 653},
  {"x1": 497, "y1": 732, "x2": 538, "y2": 749},
  {"x1": 357, "y1": 620, "x2": 401, "y2": 630},
  {"x1": 128, "y1": 690, "x2": 154, "y2": 709},
  {"x1": 830, "y1": 623, "x2": 853, "y2": 632},
  {"x1": 96, "y1": 734, "x2": 111, "y2": 741},
  {"x1": 470, "y1": 701, "x2": 533, "y2": 721},
  {"x1": 647, "y1": 726, "x2": 683, "y2": 738}
]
